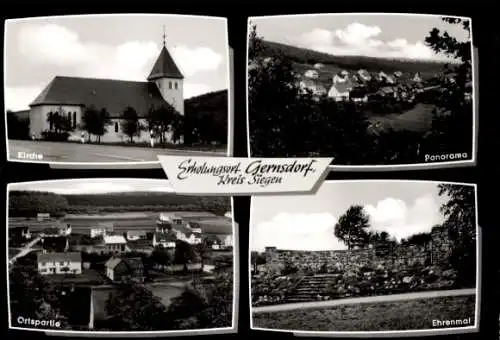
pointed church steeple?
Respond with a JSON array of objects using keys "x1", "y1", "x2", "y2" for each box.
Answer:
[
  {"x1": 148, "y1": 27, "x2": 185, "y2": 117},
  {"x1": 147, "y1": 29, "x2": 184, "y2": 81}
]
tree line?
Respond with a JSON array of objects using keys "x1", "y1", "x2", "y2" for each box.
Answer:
[
  {"x1": 42, "y1": 104, "x2": 184, "y2": 144},
  {"x1": 248, "y1": 18, "x2": 473, "y2": 165},
  {"x1": 8, "y1": 191, "x2": 232, "y2": 218}
]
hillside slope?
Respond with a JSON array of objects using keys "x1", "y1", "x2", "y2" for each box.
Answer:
[
  {"x1": 184, "y1": 89, "x2": 228, "y2": 144},
  {"x1": 259, "y1": 40, "x2": 448, "y2": 75}
]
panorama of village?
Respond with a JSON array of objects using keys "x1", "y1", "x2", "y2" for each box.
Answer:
[
  {"x1": 8, "y1": 187, "x2": 235, "y2": 332},
  {"x1": 248, "y1": 15, "x2": 474, "y2": 166},
  {"x1": 296, "y1": 66, "x2": 471, "y2": 106}
]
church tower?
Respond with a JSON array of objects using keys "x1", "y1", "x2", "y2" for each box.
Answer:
[{"x1": 148, "y1": 29, "x2": 184, "y2": 115}]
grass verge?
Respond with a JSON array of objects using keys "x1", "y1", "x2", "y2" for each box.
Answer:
[{"x1": 253, "y1": 294, "x2": 475, "y2": 332}]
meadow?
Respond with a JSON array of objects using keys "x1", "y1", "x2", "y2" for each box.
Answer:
[{"x1": 252, "y1": 294, "x2": 475, "y2": 332}]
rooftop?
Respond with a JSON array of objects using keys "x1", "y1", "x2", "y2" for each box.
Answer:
[
  {"x1": 37, "y1": 251, "x2": 81, "y2": 262},
  {"x1": 147, "y1": 45, "x2": 184, "y2": 81},
  {"x1": 103, "y1": 235, "x2": 127, "y2": 244},
  {"x1": 105, "y1": 256, "x2": 144, "y2": 270},
  {"x1": 30, "y1": 76, "x2": 174, "y2": 117}
]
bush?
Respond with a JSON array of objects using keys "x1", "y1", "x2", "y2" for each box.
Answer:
[
  {"x1": 41, "y1": 130, "x2": 70, "y2": 141},
  {"x1": 7, "y1": 111, "x2": 30, "y2": 140}
]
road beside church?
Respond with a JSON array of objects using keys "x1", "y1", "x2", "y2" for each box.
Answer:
[{"x1": 8, "y1": 140, "x2": 226, "y2": 163}]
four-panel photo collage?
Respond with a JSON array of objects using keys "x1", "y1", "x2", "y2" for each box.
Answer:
[{"x1": 2, "y1": 10, "x2": 496, "y2": 340}]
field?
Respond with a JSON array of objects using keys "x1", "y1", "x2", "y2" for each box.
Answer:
[
  {"x1": 147, "y1": 284, "x2": 185, "y2": 307},
  {"x1": 9, "y1": 212, "x2": 233, "y2": 236},
  {"x1": 252, "y1": 294, "x2": 475, "y2": 332},
  {"x1": 367, "y1": 103, "x2": 435, "y2": 133}
]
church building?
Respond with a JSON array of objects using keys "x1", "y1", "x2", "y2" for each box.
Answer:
[{"x1": 28, "y1": 36, "x2": 184, "y2": 144}]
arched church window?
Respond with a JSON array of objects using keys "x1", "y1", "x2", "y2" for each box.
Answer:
[
  {"x1": 67, "y1": 112, "x2": 71, "y2": 127},
  {"x1": 73, "y1": 112, "x2": 77, "y2": 129},
  {"x1": 48, "y1": 112, "x2": 53, "y2": 131},
  {"x1": 169, "y1": 81, "x2": 172, "y2": 90},
  {"x1": 115, "y1": 122, "x2": 119, "y2": 133},
  {"x1": 175, "y1": 82, "x2": 178, "y2": 90}
]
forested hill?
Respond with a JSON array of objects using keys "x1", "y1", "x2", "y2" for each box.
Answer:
[
  {"x1": 185, "y1": 89, "x2": 228, "y2": 124},
  {"x1": 8, "y1": 191, "x2": 231, "y2": 217},
  {"x1": 185, "y1": 89, "x2": 228, "y2": 108},
  {"x1": 184, "y1": 89, "x2": 228, "y2": 145},
  {"x1": 259, "y1": 40, "x2": 449, "y2": 74}
]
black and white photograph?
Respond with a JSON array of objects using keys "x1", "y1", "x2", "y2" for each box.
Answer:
[
  {"x1": 250, "y1": 180, "x2": 478, "y2": 335},
  {"x1": 5, "y1": 14, "x2": 230, "y2": 164},
  {"x1": 7, "y1": 179, "x2": 236, "y2": 334},
  {"x1": 248, "y1": 14, "x2": 475, "y2": 169}
]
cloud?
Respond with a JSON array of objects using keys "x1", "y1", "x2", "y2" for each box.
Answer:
[
  {"x1": 5, "y1": 85, "x2": 45, "y2": 111},
  {"x1": 294, "y1": 22, "x2": 457, "y2": 61},
  {"x1": 9, "y1": 23, "x2": 222, "y2": 109},
  {"x1": 364, "y1": 194, "x2": 443, "y2": 241},
  {"x1": 171, "y1": 46, "x2": 223, "y2": 77},
  {"x1": 147, "y1": 185, "x2": 174, "y2": 193},
  {"x1": 18, "y1": 24, "x2": 91, "y2": 66},
  {"x1": 335, "y1": 22, "x2": 382, "y2": 46},
  {"x1": 184, "y1": 83, "x2": 212, "y2": 99},
  {"x1": 252, "y1": 212, "x2": 346, "y2": 252}
]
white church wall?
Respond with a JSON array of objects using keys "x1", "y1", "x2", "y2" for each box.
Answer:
[{"x1": 30, "y1": 105, "x2": 82, "y2": 139}]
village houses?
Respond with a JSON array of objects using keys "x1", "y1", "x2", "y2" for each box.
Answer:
[
  {"x1": 105, "y1": 257, "x2": 145, "y2": 283},
  {"x1": 37, "y1": 252, "x2": 82, "y2": 275}
]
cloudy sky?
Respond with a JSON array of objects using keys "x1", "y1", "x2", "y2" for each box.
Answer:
[
  {"x1": 5, "y1": 14, "x2": 229, "y2": 111},
  {"x1": 250, "y1": 181, "x2": 472, "y2": 252},
  {"x1": 250, "y1": 14, "x2": 471, "y2": 62},
  {"x1": 8, "y1": 178, "x2": 174, "y2": 195}
]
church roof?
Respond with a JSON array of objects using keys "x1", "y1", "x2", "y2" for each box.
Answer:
[
  {"x1": 147, "y1": 45, "x2": 184, "y2": 81},
  {"x1": 29, "y1": 76, "x2": 172, "y2": 118}
]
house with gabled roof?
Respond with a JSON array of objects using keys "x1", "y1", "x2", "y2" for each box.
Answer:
[
  {"x1": 393, "y1": 71, "x2": 403, "y2": 78},
  {"x1": 27, "y1": 36, "x2": 184, "y2": 144},
  {"x1": 298, "y1": 79, "x2": 327, "y2": 97},
  {"x1": 126, "y1": 239, "x2": 154, "y2": 254},
  {"x1": 204, "y1": 234, "x2": 223, "y2": 250},
  {"x1": 103, "y1": 235, "x2": 128, "y2": 253},
  {"x1": 328, "y1": 82, "x2": 352, "y2": 101},
  {"x1": 37, "y1": 251, "x2": 82, "y2": 275},
  {"x1": 105, "y1": 256, "x2": 144, "y2": 283},
  {"x1": 357, "y1": 69, "x2": 372, "y2": 82},
  {"x1": 304, "y1": 69, "x2": 320, "y2": 79},
  {"x1": 174, "y1": 226, "x2": 202, "y2": 245},
  {"x1": 332, "y1": 72, "x2": 351, "y2": 85},
  {"x1": 153, "y1": 231, "x2": 177, "y2": 248},
  {"x1": 413, "y1": 72, "x2": 422, "y2": 82},
  {"x1": 126, "y1": 230, "x2": 148, "y2": 241},
  {"x1": 90, "y1": 222, "x2": 114, "y2": 239}
]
